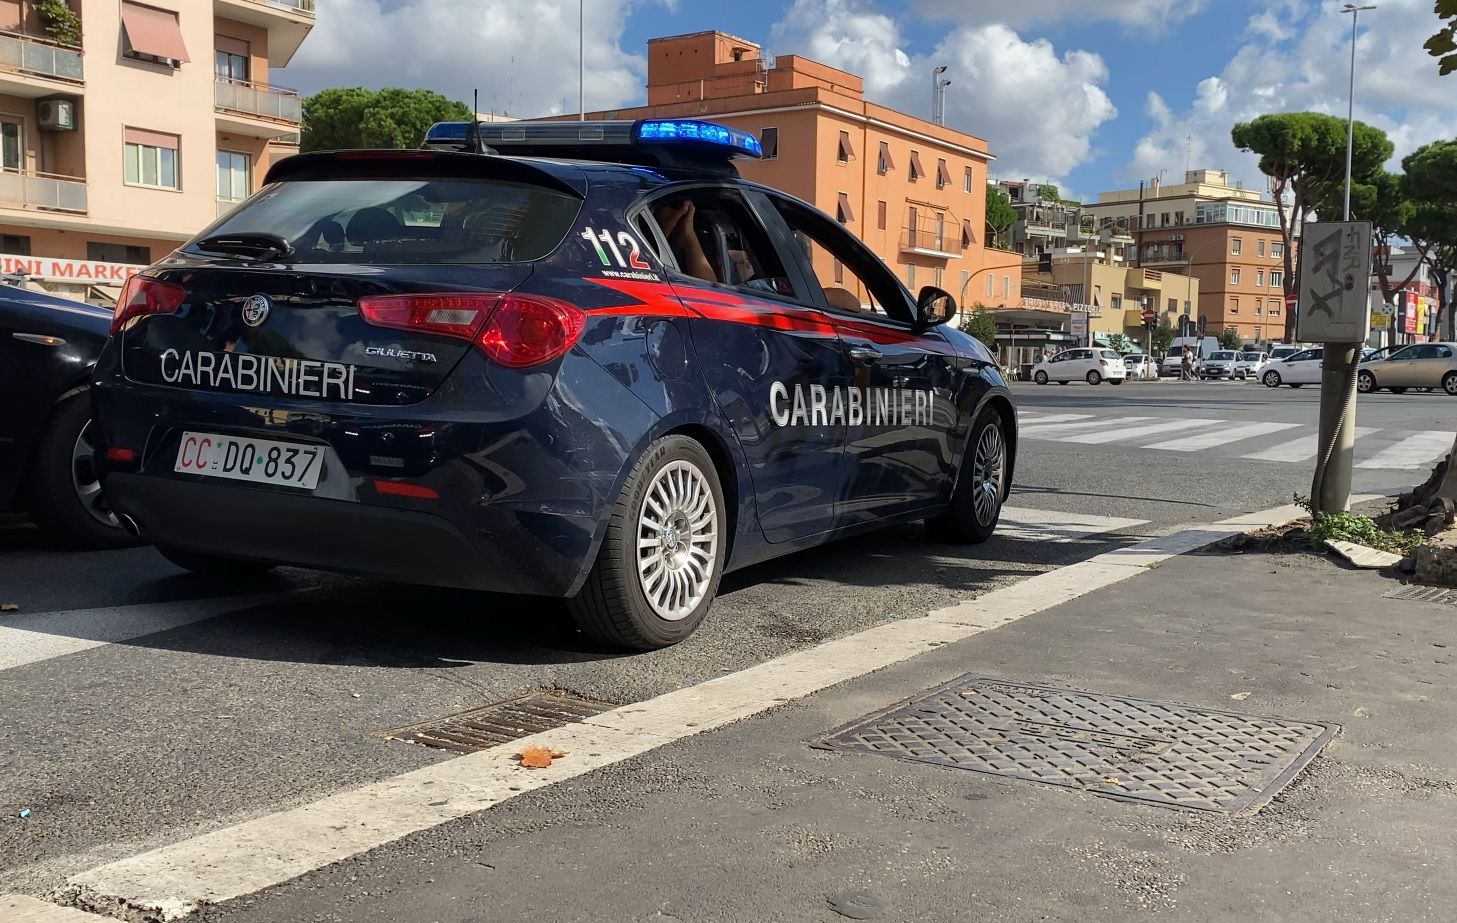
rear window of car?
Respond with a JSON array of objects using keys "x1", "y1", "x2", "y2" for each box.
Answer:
[
  {"x1": 194, "y1": 178, "x2": 582, "y2": 264},
  {"x1": 1242, "y1": 352, "x2": 1263, "y2": 360},
  {"x1": 1100, "y1": 350, "x2": 1120, "y2": 360},
  {"x1": 1212, "y1": 351, "x2": 1236, "y2": 360}
]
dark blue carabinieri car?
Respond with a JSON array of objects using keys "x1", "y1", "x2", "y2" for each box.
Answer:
[{"x1": 93, "y1": 118, "x2": 1017, "y2": 649}]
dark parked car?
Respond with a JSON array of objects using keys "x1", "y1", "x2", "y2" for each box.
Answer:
[{"x1": 1, "y1": 284, "x2": 137, "y2": 547}]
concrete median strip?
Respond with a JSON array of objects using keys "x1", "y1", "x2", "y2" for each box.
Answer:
[{"x1": 34, "y1": 498, "x2": 1374, "y2": 921}]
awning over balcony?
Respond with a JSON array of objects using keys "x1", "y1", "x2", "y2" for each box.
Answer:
[
  {"x1": 121, "y1": 2, "x2": 190, "y2": 62},
  {"x1": 836, "y1": 192, "x2": 853, "y2": 223}
]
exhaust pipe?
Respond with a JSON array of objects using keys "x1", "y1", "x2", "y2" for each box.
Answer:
[{"x1": 117, "y1": 514, "x2": 142, "y2": 537}]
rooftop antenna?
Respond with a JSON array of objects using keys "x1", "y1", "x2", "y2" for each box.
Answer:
[
  {"x1": 1185, "y1": 133, "x2": 1193, "y2": 173},
  {"x1": 465, "y1": 89, "x2": 494, "y2": 155}
]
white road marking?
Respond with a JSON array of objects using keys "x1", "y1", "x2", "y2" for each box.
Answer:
[
  {"x1": 63, "y1": 500, "x2": 1323, "y2": 922},
  {"x1": 1018, "y1": 416, "x2": 1155, "y2": 438},
  {"x1": 1242, "y1": 427, "x2": 1378, "y2": 463},
  {"x1": 997, "y1": 506, "x2": 1146, "y2": 543},
  {"x1": 1010, "y1": 413, "x2": 1092, "y2": 426},
  {"x1": 0, "y1": 895, "x2": 109, "y2": 922},
  {"x1": 0, "y1": 593, "x2": 301, "y2": 674},
  {"x1": 1355, "y1": 431, "x2": 1455, "y2": 470},
  {"x1": 1145, "y1": 421, "x2": 1301, "y2": 452},
  {"x1": 1059, "y1": 418, "x2": 1224, "y2": 445}
]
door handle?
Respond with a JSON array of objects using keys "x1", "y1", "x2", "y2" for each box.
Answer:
[{"x1": 848, "y1": 345, "x2": 882, "y2": 363}]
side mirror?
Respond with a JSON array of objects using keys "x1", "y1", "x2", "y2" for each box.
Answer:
[{"x1": 915, "y1": 286, "x2": 956, "y2": 330}]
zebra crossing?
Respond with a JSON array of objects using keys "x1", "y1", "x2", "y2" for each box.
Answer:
[{"x1": 1017, "y1": 409, "x2": 1453, "y2": 470}]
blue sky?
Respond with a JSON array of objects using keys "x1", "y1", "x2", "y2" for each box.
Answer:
[{"x1": 284, "y1": 1, "x2": 1455, "y2": 202}]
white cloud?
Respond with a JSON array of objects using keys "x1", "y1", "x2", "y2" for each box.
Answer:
[
  {"x1": 772, "y1": 1, "x2": 1117, "y2": 181},
  {"x1": 1126, "y1": 0, "x2": 1457, "y2": 190},
  {"x1": 279, "y1": 0, "x2": 663, "y2": 117},
  {"x1": 907, "y1": 0, "x2": 1207, "y2": 29}
]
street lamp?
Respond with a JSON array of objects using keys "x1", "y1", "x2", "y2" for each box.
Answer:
[
  {"x1": 931, "y1": 66, "x2": 949, "y2": 125},
  {"x1": 1341, "y1": 4, "x2": 1376, "y2": 220},
  {"x1": 579, "y1": 0, "x2": 585, "y2": 121}
]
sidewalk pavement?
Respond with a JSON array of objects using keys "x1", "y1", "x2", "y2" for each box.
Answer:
[{"x1": 187, "y1": 544, "x2": 1457, "y2": 922}]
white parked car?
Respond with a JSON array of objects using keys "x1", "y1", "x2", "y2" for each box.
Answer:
[
  {"x1": 1201, "y1": 350, "x2": 1242, "y2": 380},
  {"x1": 1122, "y1": 354, "x2": 1154, "y2": 380},
  {"x1": 1267, "y1": 344, "x2": 1302, "y2": 363},
  {"x1": 1032, "y1": 348, "x2": 1128, "y2": 386},
  {"x1": 1260, "y1": 347, "x2": 1324, "y2": 388},
  {"x1": 1234, "y1": 351, "x2": 1267, "y2": 379}
]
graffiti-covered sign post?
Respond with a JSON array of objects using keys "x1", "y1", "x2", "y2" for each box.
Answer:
[{"x1": 1297, "y1": 221, "x2": 1373, "y2": 515}]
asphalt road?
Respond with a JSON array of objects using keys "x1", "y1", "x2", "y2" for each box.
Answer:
[{"x1": 1, "y1": 379, "x2": 1448, "y2": 921}]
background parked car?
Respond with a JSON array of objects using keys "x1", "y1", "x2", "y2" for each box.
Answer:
[
  {"x1": 1357, "y1": 342, "x2": 1457, "y2": 395},
  {"x1": 1032, "y1": 348, "x2": 1127, "y2": 385},
  {"x1": 1267, "y1": 344, "x2": 1303, "y2": 363},
  {"x1": 1122, "y1": 353, "x2": 1155, "y2": 380},
  {"x1": 1, "y1": 285, "x2": 139, "y2": 548},
  {"x1": 1201, "y1": 350, "x2": 1242, "y2": 379},
  {"x1": 1261, "y1": 347, "x2": 1324, "y2": 389},
  {"x1": 1235, "y1": 351, "x2": 1268, "y2": 379}
]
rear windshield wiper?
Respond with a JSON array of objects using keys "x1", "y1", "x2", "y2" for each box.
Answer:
[{"x1": 193, "y1": 232, "x2": 296, "y2": 262}]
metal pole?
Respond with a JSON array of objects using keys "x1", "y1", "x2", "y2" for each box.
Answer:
[
  {"x1": 1341, "y1": 5, "x2": 1375, "y2": 219},
  {"x1": 579, "y1": 0, "x2": 585, "y2": 121}
]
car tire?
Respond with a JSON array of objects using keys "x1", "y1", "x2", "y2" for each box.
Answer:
[
  {"x1": 1357, "y1": 371, "x2": 1376, "y2": 394},
  {"x1": 927, "y1": 405, "x2": 1007, "y2": 545},
  {"x1": 1289, "y1": 383, "x2": 1303, "y2": 389},
  {"x1": 1390, "y1": 387, "x2": 1408, "y2": 394},
  {"x1": 25, "y1": 389, "x2": 141, "y2": 550},
  {"x1": 1108, "y1": 378, "x2": 1125, "y2": 386},
  {"x1": 157, "y1": 546, "x2": 276, "y2": 578},
  {"x1": 1263, "y1": 370, "x2": 1282, "y2": 388},
  {"x1": 1058, "y1": 380, "x2": 1068, "y2": 385},
  {"x1": 1443, "y1": 372, "x2": 1457, "y2": 396},
  {"x1": 1034, "y1": 370, "x2": 1048, "y2": 385},
  {"x1": 569, "y1": 435, "x2": 727, "y2": 650},
  {"x1": 1086, "y1": 370, "x2": 1102, "y2": 385}
]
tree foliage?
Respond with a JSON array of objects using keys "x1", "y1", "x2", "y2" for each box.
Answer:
[
  {"x1": 1402, "y1": 141, "x2": 1457, "y2": 340},
  {"x1": 1219, "y1": 327, "x2": 1242, "y2": 350},
  {"x1": 985, "y1": 184, "x2": 1017, "y2": 249},
  {"x1": 1231, "y1": 113, "x2": 1393, "y2": 341},
  {"x1": 1151, "y1": 318, "x2": 1174, "y2": 355},
  {"x1": 1428, "y1": 0, "x2": 1457, "y2": 76},
  {"x1": 1105, "y1": 333, "x2": 1132, "y2": 354},
  {"x1": 959, "y1": 305, "x2": 1000, "y2": 352},
  {"x1": 301, "y1": 87, "x2": 473, "y2": 153}
]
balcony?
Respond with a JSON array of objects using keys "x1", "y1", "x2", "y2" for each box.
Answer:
[
  {"x1": 0, "y1": 31, "x2": 83, "y2": 94},
  {"x1": 1127, "y1": 268, "x2": 1164, "y2": 290},
  {"x1": 899, "y1": 227, "x2": 960, "y2": 260},
  {"x1": 214, "y1": 77, "x2": 302, "y2": 138},
  {"x1": 0, "y1": 169, "x2": 86, "y2": 213},
  {"x1": 213, "y1": 0, "x2": 315, "y2": 66}
]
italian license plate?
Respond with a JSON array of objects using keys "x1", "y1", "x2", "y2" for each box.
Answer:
[{"x1": 174, "y1": 431, "x2": 323, "y2": 490}]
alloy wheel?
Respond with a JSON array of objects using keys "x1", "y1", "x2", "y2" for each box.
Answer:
[
  {"x1": 71, "y1": 421, "x2": 119, "y2": 530},
  {"x1": 972, "y1": 423, "x2": 1005, "y2": 527},
  {"x1": 636, "y1": 460, "x2": 719, "y2": 621}
]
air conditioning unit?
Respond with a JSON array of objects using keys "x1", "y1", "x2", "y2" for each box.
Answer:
[{"x1": 38, "y1": 98, "x2": 76, "y2": 132}]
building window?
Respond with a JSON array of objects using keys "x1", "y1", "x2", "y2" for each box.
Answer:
[
  {"x1": 961, "y1": 270, "x2": 970, "y2": 295},
  {"x1": 1269, "y1": 305, "x2": 1280, "y2": 316},
  {"x1": 1230, "y1": 268, "x2": 1241, "y2": 285},
  {"x1": 1167, "y1": 298, "x2": 1177, "y2": 312},
  {"x1": 876, "y1": 200, "x2": 886, "y2": 231},
  {"x1": 1257, "y1": 239, "x2": 1266, "y2": 257},
  {"x1": 934, "y1": 212, "x2": 945, "y2": 250},
  {"x1": 1184, "y1": 300, "x2": 1191, "y2": 313},
  {"x1": 215, "y1": 36, "x2": 249, "y2": 81},
  {"x1": 1255, "y1": 300, "x2": 1263, "y2": 315},
  {"x1": 835, "y1": 192, "x2": 853, "y2": 224},
  {"x1": 1272, "y1": 242, "x2": 1284, "y2": 258},
  {"x1": 217, "y1": 150, "x2": 250, "y2": 201},
  {"x1": 1255, "y1": 326, "x2": 1263, "y2": 340},
  {"x1": 1161, "y1": 212, "x2": 1169, "y2": 226},
  {"x1": 908, "y1": 150, "x2": 924, "y2": 182},
  {"x1": 876, "y1": 141, "x2": 892, "y2": 175},
  {"x1": 1270, "y1": 270, "x2": 1283, "y2": 288},
  {"x1": 1, "y1": 234, "x2": 31, "y2": 255},
  {"x1": 1231, "y1": 237, "x2": 1242, "y2": 255},
  {"x1": 1230, "y1": 297, "x2": 1240, "y2": 314},
  {"x1": 936, "y1": 158, "x2": 950, "y2": 190},
  {"x1": 88, "y1": 243, "x2": 151, "y2": 264},
  {"x1": 934, "y1": 265, "x2": 943, "y2": 288},
  {"x1": 836, "y1": 130, "x2": 853, "y2": 164},
  {"x1": 0, "y1": 118, "x2": 20, "y2": 171},
  {"x1": 1111, "y1": 294, "x2": 1123, "y2": 311},
  {"x1": 833, "y1": 258, "x2": 843, "y2": 284},
  {"x1": 759, "y1": 127, "x2": 778, "y2": 159},
  {"x1": 124, "y1": 129, "x2": 180, "y2": 189},
  {"x1": 907, "y1": 263, "x2": 916, "y2": 288},
  {"x1": 1256, "y1": 269, "x2": 1264, "y2": 287},
  {"x1": 121, "y1": 2, "x2": 190, "y2": 68},
  {"x1": 1174, "y1": 210, "x2": 1185, "y2": 225},
  {"x1": 986, "y1": 274, "x2": 994, "y2": 298},
  {"x1": 963, "y1": 166, "x2": 972, "y2": 193}
]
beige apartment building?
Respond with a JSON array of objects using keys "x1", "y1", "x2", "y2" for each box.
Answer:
[
  {"x1": 1083, "y1": 170, "x2": 1290, "y2": 344},
  {"x1": 0, "y1": 0, "x2": 311, "y2": 304},
  {"x1": 567, "y1": 31, "x2": 1022, "y2": 313}
]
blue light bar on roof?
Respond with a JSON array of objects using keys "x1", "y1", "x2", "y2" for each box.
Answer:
[{"x1": 634, "y1": 119, "x2": 763, "y2": 159}]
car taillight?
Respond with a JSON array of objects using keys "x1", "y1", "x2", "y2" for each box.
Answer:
[
  {"x1": 357, "y1": 292, "x2": 586, "y2": 369},
  {"x1": 1099, "y1": 359, "x2": 1108, "y2": 366},
  {"x1": 112, "y1": 276, "x2": 186, "y2": 335}
]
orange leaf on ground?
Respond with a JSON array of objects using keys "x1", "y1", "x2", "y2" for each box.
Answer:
[{"x1": 517, "y1": 745, "x2": 555, "y2": 769}]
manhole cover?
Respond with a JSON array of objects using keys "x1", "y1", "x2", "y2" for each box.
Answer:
[
  {"x1": 813, "y1": 677, "x2": 1338, "y2": 814},
  {"x1": 384, "y1": 690, "x2": 614, "y2": 753},
  {"x1": 1384, "y1": 584, "x2": 1457, "y2": 606}
]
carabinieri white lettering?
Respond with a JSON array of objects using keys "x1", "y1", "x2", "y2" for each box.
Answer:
[
  {"x1": 159, "y1": 349, "x2": 356, "y2": 400},
  {"x1": 768, "y1": 381, "x2": 935, "y2": 427}
]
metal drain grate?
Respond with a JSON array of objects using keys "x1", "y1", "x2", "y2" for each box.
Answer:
[
  {"x1": 813, "y1": 677, "x2": 1338, "y2": 814},
  {"x1": 1384, "y1": 584, "x2": 1457, "y2": 605},
  {"x1": 385, "y1": 690, "x2": 614, "y2": 753}
]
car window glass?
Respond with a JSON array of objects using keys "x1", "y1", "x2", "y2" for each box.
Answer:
[
  {"x1": 1416, "y1": 345, "x2": 1441, "y2": 359},
  {"x1": 767, "y1": 196, "x2": 912, "y2": 323},
  {"x1": 1440, "y1": 346, "x2": 1454, "y2": 359},
  {"x1": 641, "y1": 188, "x2": 796, "y2": 300},
  {"x1": 1388, "y1": 346, "x2": 1419, "y2": 360},
  {"x1": 1100, "y1": 350, "x2": 1120, "y2": 360}
]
